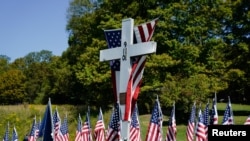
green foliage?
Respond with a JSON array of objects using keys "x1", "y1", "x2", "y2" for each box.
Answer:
[
  {"x1": 0, "y1": 69, "x2": 26, "y2": 104},
  {"x1": 0, "y1": 57, "x2": 10, "y2": 74}
]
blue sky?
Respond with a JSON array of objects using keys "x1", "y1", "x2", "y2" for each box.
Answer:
[{"x1": 0, "y1": 0, "x2": 70, "y2": 62}]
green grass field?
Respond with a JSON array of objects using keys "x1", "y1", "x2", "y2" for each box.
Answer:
[{"x1": 0, "y1": 102, "x2": 249, "y2": 141}]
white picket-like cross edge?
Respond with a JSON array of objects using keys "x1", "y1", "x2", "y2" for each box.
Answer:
[{"x1": 99, "y1": 18, "x2": 157, "y2": 141}]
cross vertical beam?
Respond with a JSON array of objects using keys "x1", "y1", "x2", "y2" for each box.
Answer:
[
  {"x1": 99, "y1": 18, "x2": 157, "y2": 141},
  {"x1": 119, "y1": 18, "x2": 133, "y2": 141}
]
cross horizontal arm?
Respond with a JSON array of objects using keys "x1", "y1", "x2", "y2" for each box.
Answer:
[
  {"x1": 127, "y1": 41, "x2": 157, "y2": 57},
  {"x1": 99, "y1": 47, "x2": 123, "y2": 62},
  {"x1": 99, "y1": 41, "x2": 157, "y2": 62}
]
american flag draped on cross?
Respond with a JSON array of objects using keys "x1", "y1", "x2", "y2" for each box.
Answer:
[
  {"x1": 29, "y1": 118, "x2": 39, "y2": 141},
  {"x1": 3, "y1": 123, "x2": 9, "y2": 141},
  {"x1": 186, "y1": 103, "x2": 196, "y2": 141},
  {"x1": 196, "y1": 108, "x2": 206, "y2": 141},
  {"x1": 12, "y1": 126, "x2": 18, "y2": 141},
  {"x1": 81, "y1": 112, "x2": 93, "y2": 141},
  {"x1": 222, "y1": 97, "x2": 234, "y2": 125},
  {"x1": 53, "y1": 109, "x2": 65, "y2": 141},
  {"x1": 129, "y1": 104, "x2": 141, "y2": 141},
  {"x1": 94, "y1": 108, "x2": 106, "y2": 141},
  {"x1": 104, "y1": 18, "x2": 158, "y2": 120},
  {"x1": 60, "y1": 116, "x2": 70, "y2": 141},
  {"x1": 75, "y1": 114, "x2": 83, "y2": 141},
  {"x1": 210, "y1": 95, "x2": 218, "y2": 125},
  {"x1": 145, "y1": 98, "x2": 163, "y2": 141},
  {"x1": 165, "y1": 102, "x2": 176, "y2": 141},
  {"x1": 106, "y1": 103, "x2": 121, "y2": 141}
]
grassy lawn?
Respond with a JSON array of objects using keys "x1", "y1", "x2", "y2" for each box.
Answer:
[{"x1": 0, "y1": 102, "x2": 249, "y2": 141}]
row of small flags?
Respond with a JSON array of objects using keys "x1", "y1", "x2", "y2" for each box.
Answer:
[
  {"x1": 186, "y1": 93, "x2": 250, "y2": 141},
  {"x1": 2, "y1": 95, "x2": 250, "y2": 141},
  {"x1": 2, "y1": 123, "x2": 17, "y2": 141}
]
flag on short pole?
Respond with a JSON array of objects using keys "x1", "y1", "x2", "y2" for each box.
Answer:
[
  {"x1": 60, "y1": 115, "x2": 70, "y2": 141},
  {"x1": 52, "y1": 108, "x2": 65, "y2": 141},
  {"x1": 94, "y1": 108, "x2": 106, "y2": 141},
  {"x1": 222, "y1": 96, "x2": 234, "y2": 125},
  {"x1": 36, "y1": 118, "x2": 41, "y2": 139},
  {"x1": 106, "y1": 103, "x2": 121, "y2": 141},
  {"x1": 210, "y1": 93, "x2": 218, "y2": 125},
  {"x1": 3, "y1": 122, "x2": 9, "y2": 141},
  {"x1": 129, "y1": 103, "x2": 141, "y2": 141},
  {"x1": 75, "y1": 114, "x2": 83, "y2": 141},
  {"x1": 244, "y1": 115, "x2": 250, "y2": 125},
  {"x1": 196, "y1": 107, "x2": 206, "y2": 141},
  {"x1": 104, "y1": 18, "x2": 158, "y2": 120},
  {"x1": 186, "y1": 102, "x2": 196, "y2": 141},
  {"x1": 11, "y1": 126, "x2": 18, "y2": 141},
  {"x1": 165, "y1": 102, "x2": 176, "y2": 141},
  {"x1": 203, "y1": 102, "x2": 209, "y2": 140},
  {"x1": 81, "y1": 112, "x2": 93, "y2": 141},
  {"x1": 145, "y1": 97, "x2": 163, "y2": 141},
  {"x1": 28, "y1": 117, "x2": 39, "y2": 141},
  {"x1": 38, "y1": 98, "x2": 53, "y2": 141}
]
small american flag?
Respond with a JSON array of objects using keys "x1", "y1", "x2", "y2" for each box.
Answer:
[
  {"x1": 165, "y1": 102, "x2": 176, "y2": 141},
  {"x1": 145, "y1": 98, "x2": 163, "y2": 141},
  {"x1": 210, "y1": 96, "x2": 218, "y2": 125},
  {"x1": 244, "y1": 115, "x2": 250, "y2": 125},
  {"x1": 53, "y1": 109, "x2": 65, "y2": 141},
  {"x1": 104, "y1": 18, "x2": 158, "y2": 120},
  {"x1": 196, "y1": 108, "x2": 206, "y2": 141},
  {"x1": 3, "y1": 123, "x2": 9, "y2": 141},
  {"x1": 94, "y1": 108, "x2": 106, "y2": 141},
  {"x1": 203, "y1": 102, "x2": 209, "y2": 140},
  {"x1": 60, "y1": 116, "x2": 70, "y2": 141},
  {"x1": 222, "y1": 97, "x2": 234, "y2": 125},
  {"x1": 106, "y1": 103, "x2": 121, "y2": 141},
  {"x1": 81, "y1": 113, "x2": 92, "y2": 141},
  {"x1": 35, "y1": 119, "x2": 40, "y2": 139},
  {"x1": 12, "y1": 126, "x2": 18, "y2": 141},
  {"x1": 75, "y1": 114, "x2": 83, "y2": 141},
  {"x1": 186, "y1": 103, "x2": 196, "y2": 141},
  {"x1": 129, "y1": 104, "x2": 141, "y2": 141},
  {"x1": 29, "y1": 118, "x2": 38, "y2": 141}
]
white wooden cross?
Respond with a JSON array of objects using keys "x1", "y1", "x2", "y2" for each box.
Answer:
[{"x1": 99, "y1": 18, "x2": 157, "y2": 141}]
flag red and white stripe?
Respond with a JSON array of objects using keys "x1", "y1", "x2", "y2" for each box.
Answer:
[
  {"x1": 129, "y1": 104, "x2": 141, "y2": 141},
  {"x1": 186, "y1": 103, "x2": 196, "y2": 141},
  {"x1": 244, "y1": 115, "x2": 250, "y2": 125},
  {"x1": 196, "y1": 108, "x2": 206, "y2": 141},
  {"x1": 165, "y1": 102, "x2": 176, "y2": 141},
  {"x1": 106, "y1": 103, "x2": 121, "y2": 141},
  {"x1": 53, "y1": 109, "x2": 65, "y2": 141},
  {"x1": 61, "y1": 116, "x2": 70, "y2": 141},
  {"x1": 81, "y1": 113, "x2": 92, "y2": 141},
  {"x1": 28, "y1": 118, "x2": 38, "y2": 141},
  {"x1": 94, "y1": 108, "x2": 106, "y2": 141},
  {"x1": 126, "y1": 19, "x2": 158, "y2": 120},
  {"x1": 75, "y1": 115, "x2": 83, "y2": 141},
  {"x1": 203, "y1": 102, "x2": 209, "y2": 141},
  {"x1": 222, "y1": 97, "x2": 234, "y2": 125},
  {"x1": 145, "y1": 98, "x2": 163, "y2": 141},
  {"x1": 210, "y1": 94, "x2": 218, "y2": 125}
]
